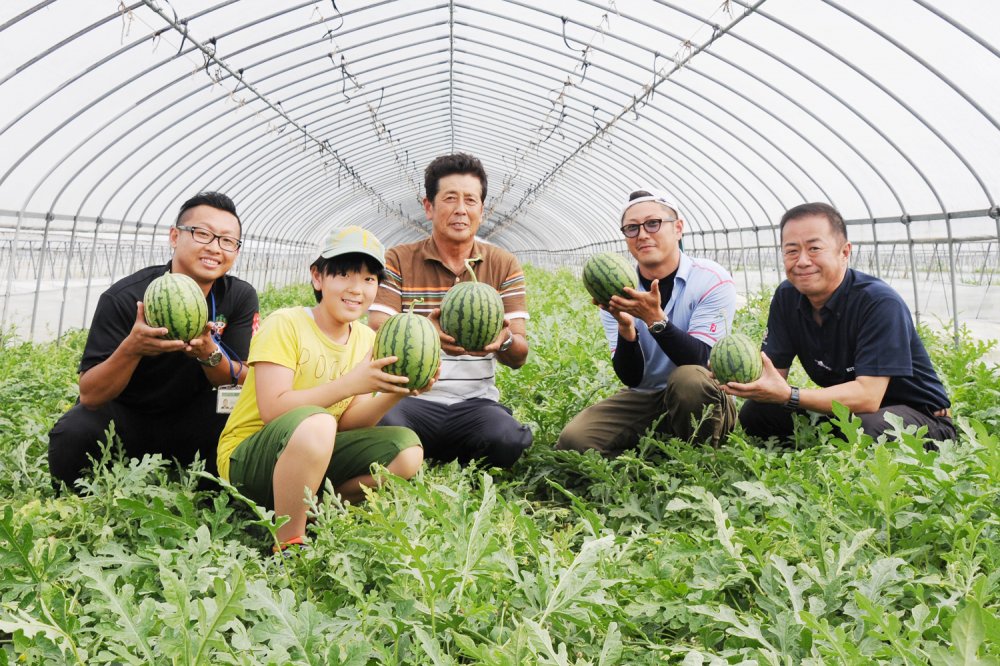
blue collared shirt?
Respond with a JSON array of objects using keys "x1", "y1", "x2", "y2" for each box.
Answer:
[{"x1": 600, "y1": 252, "x2": 737, "y2": 392}]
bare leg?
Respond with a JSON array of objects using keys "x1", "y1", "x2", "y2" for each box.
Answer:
[
  {"x1": 272, "y1": 413, "x2": 337, "y2": 543},
  {"x1": 334, "y1": 445, "x2": 424, "y2": 504}
]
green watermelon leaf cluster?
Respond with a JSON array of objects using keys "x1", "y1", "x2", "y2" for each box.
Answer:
[
  {"x1": 582, "y1": 252, "x2": 637, "y2": 307},
  {"x1": 710, "y1": 332, "x2": 763, "y2": 385},
  {"x1": 143, "y1": 272, "x2": 209, "y2": 342},
  {"x1": 439, "y1": 257, "x2": 505, "y2": 351},
  {"x1": 374, "y1": 299, "x2": 441, "y2": 390}
]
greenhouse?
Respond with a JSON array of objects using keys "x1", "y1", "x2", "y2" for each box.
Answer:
[{"x1": 2, "y1": 1, "x2": 1000, "y2": 663}]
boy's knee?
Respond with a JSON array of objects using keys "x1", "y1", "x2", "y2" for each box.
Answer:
[{"x1": 389, "y1": 445, "x2": 424, "y2": 479}]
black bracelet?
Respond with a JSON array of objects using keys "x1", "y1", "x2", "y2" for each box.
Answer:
[{"x1": 784, "y1": 385, "x2": 800, "y2": 410}]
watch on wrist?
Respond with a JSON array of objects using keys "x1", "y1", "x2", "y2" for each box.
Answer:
[
  {"x1": 197, "y1": 348, "x2": 223, "y2": 367},
  {"x1": 498, "y1": 330, "x2": 515, "y2": 353},
  {"x1": 649, "y1": 319, "x2": 668, "y2": 335},
  {"x1": 784, "y1": 385, "x2": 801, "y2": 410}
]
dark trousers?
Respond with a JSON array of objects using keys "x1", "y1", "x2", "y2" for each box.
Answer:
[
  {"x1": 739, "y1": 400, "x2": 956, "y2": 444},
  {"x1": 48, "y1": 394, "x2": 226, "y2": 488},
  {"x1": 377, "y1": 397, "x2": 532, "y2": 468}
]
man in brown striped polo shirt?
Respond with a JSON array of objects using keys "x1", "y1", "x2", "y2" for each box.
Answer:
[{"x1": 368, "y1": 153, "x2": 533, "y2": 467}]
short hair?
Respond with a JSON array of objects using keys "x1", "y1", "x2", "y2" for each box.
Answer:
[
  {"x1": 624, "y1": 190, "x2": 678, "y2": 220},
  {"x1": 780, "y1": 202, "x2": 847, "y2": 242},
  {"x1": 424, "y1": 153, "x2": 488, "y2": 202},
  {"x1": 309, "y1": 253, "x2": 385, "y2": 303},
  {"x1": 176, "y1": 191, "x2": 242, "y2": 236}
]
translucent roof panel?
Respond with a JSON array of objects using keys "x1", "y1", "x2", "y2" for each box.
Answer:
[{"x1": 1, "y1": 0, "x2": 998, "y2": 252}]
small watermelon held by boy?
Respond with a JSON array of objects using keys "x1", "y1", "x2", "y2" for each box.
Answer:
[{"x1": 374, "y1": 299, "x2": 441, "y2": 390}]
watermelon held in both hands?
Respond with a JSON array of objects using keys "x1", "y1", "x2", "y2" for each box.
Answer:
[
  {"x1": 439, "y1": 257, "x2": 505, "y2": 352},
  {"x1": 710, "y1": 333, "x2": 764, "y2": 385},
  {"x1": 143, "y1": 272, "x2": 209, "y2": 342},
  {"x1": 582, "y1": 252, "x2": 638, "y2": 307},
  {"x1": 374, "y1": 300, "x2": 441, "y2": 390}
]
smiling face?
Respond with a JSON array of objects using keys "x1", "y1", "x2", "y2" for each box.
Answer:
[
  {"x1": 310, "y1": 263, "x2": 380, "y2": 325},
  {"x1": 622, "y1": 200, "x2": 684, "y2": 278},
  {"x1": 781, "y1": 213, "x2": 851, "y2": 308},
  {"x1": 425, "y1": 173, "x2": 484, "y2": 245},
  {"x1": 169, "y1": 205, "x2": 241, "y2": 290}
]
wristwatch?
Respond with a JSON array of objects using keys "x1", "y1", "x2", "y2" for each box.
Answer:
[
  {"x1": 649, "y1": 319, "x2": 669, "y2": 335},
  {"x1": 784, "y1": 385, "x2": 801, "y2": 410},
  {"x1": 197, "y1": 347, "x2": 223, "y2": 367},
  {"x1": 498, "y1": 330, "x2": 515, "y2": 352}
]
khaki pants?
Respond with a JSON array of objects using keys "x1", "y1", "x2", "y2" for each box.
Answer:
[{"x1": 556, "y1": 365, "x2": 736, "y2": 456}]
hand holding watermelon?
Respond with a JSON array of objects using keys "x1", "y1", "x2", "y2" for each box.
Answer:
[
  {"x1": 716, "y1": 350, "x2": 791, "y2": 405},
  {"x1": 124, "y1": 301, "x2": 189, "y2": 357},
  {"x1": 607, "y1": 278, "x2": 664, "y2": 326},
  {"x1": 342, "y1": 353, "x2": 423, "y2": 396}
]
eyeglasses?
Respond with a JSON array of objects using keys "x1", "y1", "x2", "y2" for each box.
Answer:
[
  {"x1": 177, "y1": 225, "x2": 242, "y2": 252},
  {"x1": 620, "y1": 218, "x2": 675, "y2": 238}
]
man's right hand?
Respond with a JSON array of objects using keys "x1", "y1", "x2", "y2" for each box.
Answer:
[
  {"x1": 124, "y1": 301, "x2": 187, "y2": 357},
  {"x1": 428, "y1": 307, "x2": 469, "y2": 356}
]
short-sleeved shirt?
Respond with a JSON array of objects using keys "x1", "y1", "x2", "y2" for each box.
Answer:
[
  {"x1": 80, "y1": 262, "x2": 259, "y2": 414},
  {"x1": 763, "y1": 268, "x2": 950, "y2": 411},
  {"x1": 601, "y1": 252, "x2": 736, "y2": 392},
  {"x1": 217, "y1": 306, "x2": 375, "y2": 479},
  {"x1": 370, "y1": 237, "x2": 528, "y2": 405}
]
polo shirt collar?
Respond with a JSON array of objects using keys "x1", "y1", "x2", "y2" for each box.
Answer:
[
  {"x1": 797, "y1": 268, "x2": 853, "y2": 319},
  {"x1": 421, "y1": 236, "x2": 486, "y2": 274}
]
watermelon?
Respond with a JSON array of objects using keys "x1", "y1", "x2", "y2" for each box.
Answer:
[
  {"x1": 582, "y1": 252, "x2": 637, "y2": 306},
  {"x1": 374, "y1": 300, "x2": 440, "y2": 390},
  {"x1": 439, "y1": 257, "x2": 505, "y2": 351},
  {"x1": 143, "y1": 272, "x2": 208, "y2": 342},
  {"x1": 710, "y1": 333, "x2": 763, "y2": 385}
]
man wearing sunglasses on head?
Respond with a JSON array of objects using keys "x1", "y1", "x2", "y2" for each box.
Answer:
[
  {"x1": 557, "y1": 190, "x2": 737, "y2": 456},
  {"x1": 48, "y1": 192, "x2": 259, "y2": 490}
]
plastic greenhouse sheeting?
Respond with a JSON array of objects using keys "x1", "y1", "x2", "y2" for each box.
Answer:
[{"x1": 1, "y1": 1, "x2": 999, "y2": 342}]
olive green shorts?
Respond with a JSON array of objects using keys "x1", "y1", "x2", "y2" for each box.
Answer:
[{"x1": 228, "y1": 405, "x2": 421, "y2": 509}]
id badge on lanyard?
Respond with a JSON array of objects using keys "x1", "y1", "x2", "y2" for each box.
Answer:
[{"x1": 208, "y1": 291, "x2": 243, "y2": 414}]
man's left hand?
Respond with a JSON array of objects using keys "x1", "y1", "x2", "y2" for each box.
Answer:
[
  {"x1": 608, "y1": 279, "x2": 664, "y2": 329},
  {"x1": 719, "y1": 352, "x2": 790, "y2": 404}
]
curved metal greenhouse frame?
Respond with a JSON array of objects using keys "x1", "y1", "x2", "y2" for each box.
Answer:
[{"x1": 1, "y1": 0, "x2": 998, "y2": 343}]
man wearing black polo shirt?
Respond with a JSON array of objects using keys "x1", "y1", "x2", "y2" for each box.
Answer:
[
  {"x1": 47, "y1": 192, "x2": 259, "y2": 488},
  {"x1": 722, "y1": 202, "x2": 955, "y2": 444}
]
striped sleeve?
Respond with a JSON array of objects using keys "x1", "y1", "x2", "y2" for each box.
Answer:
[
  {"x1": 372, "y1": 248, "x2": 404, "y2": 317},
  {"x1": 499, "y1": 257, "x2": 528, "y2": 320}
]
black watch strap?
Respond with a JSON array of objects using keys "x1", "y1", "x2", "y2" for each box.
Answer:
[{"x1": 784, "y1": 385, "x2": 800, "y2": 410}]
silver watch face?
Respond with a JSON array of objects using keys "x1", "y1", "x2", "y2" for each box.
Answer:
[
  {"x1": 650, "y1": 320, "x2": 667, "y2": 333},
  {"x1": 202, "y1": 350, "x2": 223, "y2": 367}
]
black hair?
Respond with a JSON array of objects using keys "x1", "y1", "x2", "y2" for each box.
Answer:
[
  {"x1": 424, "y1": 153, "x2": 488, "y2": 202},
  {"x1": 176, "y1": 191, "x2": 242, "y2": 235},
  {"x1": 310, "y1": 253, "x2": 385, "y2": 303},
  {"x1": 779, "y1": 202, "x2": 848, "y2": 242}
]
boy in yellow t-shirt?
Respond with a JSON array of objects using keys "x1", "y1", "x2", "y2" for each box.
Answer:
[{"x1": 218, "y1": 227, "x2": 433, "y2": 547}]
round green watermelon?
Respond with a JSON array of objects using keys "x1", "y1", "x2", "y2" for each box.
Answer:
[
  {"x1": 374, "y1": 305, "x2": 440, "y2": 390},
  {"x1": 439, "y1": 258, "x2": 505, "y2": 351},
  {"x1": 710, "y1": 333, "x2": 763, "y2": 385},
  {"x1": 143, "y1": 272, "x2": 209, "y2": 342},
  {"x1": 582, "y1": 252, "x2": 637, "y2": 306}
]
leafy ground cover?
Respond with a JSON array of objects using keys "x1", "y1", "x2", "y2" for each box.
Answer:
[{"x1": 2, "y1": 266, "x2": 999, "y2": 664}]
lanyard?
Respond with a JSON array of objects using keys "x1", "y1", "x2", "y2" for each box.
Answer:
[{"x1": 208, "y1": 290, "x2": 242, "y2": 384}]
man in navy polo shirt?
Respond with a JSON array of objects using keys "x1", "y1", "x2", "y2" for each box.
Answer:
[{"x1": 722, "y1": 202, "x2": 955, "y2": 444}]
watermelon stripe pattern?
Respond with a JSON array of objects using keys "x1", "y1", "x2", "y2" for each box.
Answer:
[
  {"x1": 374, "y1": 312, "x2": 440, "y2": 390},
  {"x1": 710, "y1": 333, "x2": 763, "y2": 385},
  {"x1": 143, "y1": 272, "x2": 209, "y2": 342},
  {"x1": 582, "y1": 253, "x2": 637, "y2": 306},
  {"x1": 439, "y1": 282, "x2": 505, "y2": 351}
]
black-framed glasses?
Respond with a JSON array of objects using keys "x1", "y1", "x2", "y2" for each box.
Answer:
[
  {"x1": 620, "y1": 218, "x2": 675, "y2": 238},
  {"x1": 177, "y1": 225, "x2": 242, "y2": 252}
]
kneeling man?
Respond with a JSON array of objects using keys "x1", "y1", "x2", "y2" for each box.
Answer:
[{"x1": 723, "y1": 203, "x2": 955, "y2": 444}]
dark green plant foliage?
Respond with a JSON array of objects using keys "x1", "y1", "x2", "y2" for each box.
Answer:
[{"x1": 2, "y1": 268, "x2": 999, "y2": 664}]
